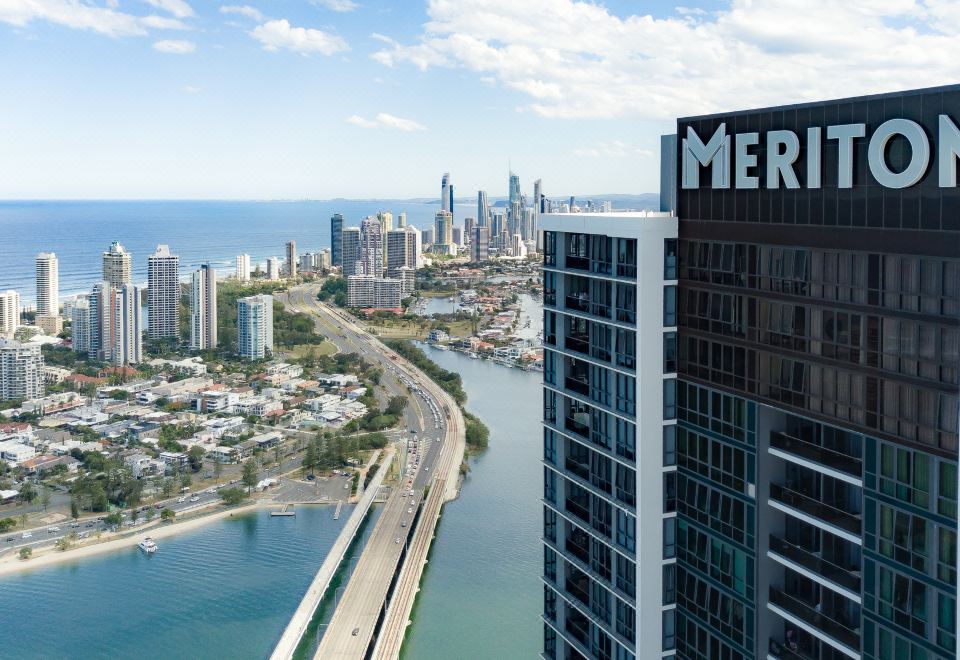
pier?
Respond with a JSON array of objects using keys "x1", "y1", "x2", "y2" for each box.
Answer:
[{"x1": 333, "y1": 501, "x2": 343, "y2": 520}]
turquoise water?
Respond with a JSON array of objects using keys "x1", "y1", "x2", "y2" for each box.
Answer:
[
  {"x1": 402, "y1": 346, "x2": 542, "y2": 659},
  {"x1": 0, "y1": 506, "x2": 352, "y2": 660}
]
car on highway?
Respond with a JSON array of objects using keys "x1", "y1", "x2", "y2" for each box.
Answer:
[
  {"x1": 401, "y1": 521, "x2": 407, "y2": 527},
  {"x1": 352, "y1": 628, "x2": 360, "y2": 636},
  {"x1": 190, "y1": 495, "x2": 200, "y2": 502},
  {"x1": 48, "y1": 526, "x2": 60, "y2": 533},
  {"x1": 407, "y1": 508, "x2": 413, "y2": 514},
  {"x1": 177, "y1": 496, "x2": 186, "y2": 503},
  {"x1": 343, "y1": 483, "x2": 350, "y2": 489},
  {"x1": 395, "y1": 537, "x2": 401, "y2": 544},
  {"x1": 21, "y1": 532, "x2": 32, "y2": 539},
  {"x1": 70, "y1": 522, "x2": 80, "y2": 528}
]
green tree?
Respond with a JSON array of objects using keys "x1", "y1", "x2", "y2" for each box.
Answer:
[
  {"x1": 145, "y1": 507, "x2": 156, "y2": 523},
  {"x1": 130, "y1": 507, "x2": 140, "y2": 524},
  {"x1": 40, "y1": 486, "x2": 52, "y2": 512},
  {"x1": 160, "y1": 508, "x2": 176, "y2": 522},
  {"x1": 219, "y1": 487, "x2": 246, "y2": 506},
  {"x1": 242, "y1": 460, "x2": 258, "y2": 493},
  {"x1": 18, "y1": 482, "x2": 36, "y2": 504},
  {"x1": 19, "y1": 547, "x2": 32, "y2": 560},
  {"x1": 55, "y1": 536, "x2": 72, "y2": 551},
  {"x1": 302, "y1": 439, "x2": 319, "y2": 476},
  {"x1": 187, "y1": 446, "x2": 206, "y2": 472},
  {"x1": 180, "y1": 473, "x2": 192, "y2": 489},
  {"x1": 273, "y1": 443, "x2": 282, "y2": 468},
  {"x1": 161, "y1": 478, "x2": 175, "y2": 497},
  {"x1": 213, "y1": 454, "x2": 223, "y2": 481},
  {"x1": 70, "y1": 498, "x2": 79, "y2": 520},
  {"x1": 0, "y1": 518, "x2": 16, "y2": 532},
  {"x1": 104, "y1": 512, "x2": 122, "y2": 529}
]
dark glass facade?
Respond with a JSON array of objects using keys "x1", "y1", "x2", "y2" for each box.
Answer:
[{"x1": 676, "y1": 86, "x2": 960, "y2": 659}]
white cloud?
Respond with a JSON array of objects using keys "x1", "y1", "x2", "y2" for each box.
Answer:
[
  {"x1": 145, "y1": 0, "x2": 194, "y2": 19},
  {"x1": 182, "y1": 85, "x2": 201, "y2": 93},
  {"x1": 574, "y1": 142, "x2": 653, "y2": 158},
  {"x1": 311, "y1": 0, "x2": 358, "y2": 12},
  {"x1": 250, "y1": 19, "x2": 347, "y2": 54},
  {"x1": 345, "y1": 113, "x2": 426, "y2": 131},
  {"x1": 372, "y1": 0, "x2": 960, "y2": 120},
  {"x1": 141, "y1": 15, "x2": 189, "y2": 29},
  {"x1": 220, "y1": 4, "x2": 263, "y2": 21},
  {"x1": 153, "y1": 38, "x2": 195, "y2": 53},
  {"x1": 0, "y1": 0, "x2": 147, "y2": 37}
]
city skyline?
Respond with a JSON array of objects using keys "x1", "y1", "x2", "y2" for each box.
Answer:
[{"x1": 3, "y1": 1, "x2": 960, "y2": 199}]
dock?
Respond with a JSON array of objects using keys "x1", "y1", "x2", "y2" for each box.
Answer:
[
  {"x1": 333, "y1": 501, "x2": 343, "y2": 520},
  {"x1": 271, "y1": 505, "x2": 296, "y2": 517}
]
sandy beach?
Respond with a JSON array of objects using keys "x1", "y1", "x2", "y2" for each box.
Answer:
[{"x1": 0, "y1": 503, "x2": 260, "y2": 578}]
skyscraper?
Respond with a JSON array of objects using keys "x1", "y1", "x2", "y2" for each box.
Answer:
[
  {"x1": 147, "y1": 245, "x2": 180, "y2": 340},
  {"x1": 509, "y1": 171, "x2": 521, "y2": 208},
  {"x1": 471, "y1": 226, "x2": 489, "y2": 262},
  {"x1": 464, "y1": 216, "x2": 476, "y2": 243},
  {"x1": 359, "y1": 216, "x2": 384, "y2": 277},
  {"x1": 342, "y1": 227, "x2": 361, "y2": 277},
  {"x1": 0, "y1": 340, "x2": 44, "y2": 401},
  {"x1": 331, "y1": 213, "x2": 344, "y2": 268},
  {"x1": 237, "y1": 294, "x2": 273, "y2": 360},
  {"x1": 88, "y1": 283, "x2": 142, "y2": 364},
  {"x1": 541, "y1": 211, "x2": 678, "y2": 660},
  {"x1": 71, "y1": 295, "x2": 90, "y2": 355},
  {"x1": 236, "y1": 254, "x2": 251, "y2": 282},
  {"x1": 286, "y1": 240, "x2": 297, "y2": 278},
  {"x1": 378, "y1": 212, "x2": 393, "y2": 268},
  {"x1": 441, "y1": 173, "x2": 453, "y2": 215},
  {"x1": 533, "y1": 178, "x2": 544, "y2": 250},
  {"x1": 267, "y1": 257, "x2": 280, "y2": 281},
  {"x1": 35, "y1": 252, "x2": 58, "y2": 318},
  {"x1": 0, "y1": 291, "x2": 20, "y2": 339},
  {"x1": 190, "y1": 264, "x2": 217, "y2": 351},
  {"x1": 387, "y1": 227, "x2": 420, "y2": 278},
  {"x1": 477, "y1": 190, "x2": 490, "y2": 227},
  {"x1": 434, "y1": 211, "x2": 453, "y2": 255},
  {"x1": 102, "y1": 241, "x2": 132, "y2": 288},
  {"x1": 398, "y1": 212, "x2": 407, "y2": 228}
]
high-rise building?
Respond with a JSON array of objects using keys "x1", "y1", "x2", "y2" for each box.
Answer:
[
  {"x1": 342, "y1": 227, "x2": 361, "y2": 277},
  {"x1": 472, "y1": 226, "x2": 489, "y2": 262},
  {"x1": 318, "y1": 249, "x2": 331, "y2": 271},
  {"x1": 0, "y1": 340, "x2": 44, "y2": 401},
  {"x1": 387, "y1": 227, "x2": 420, "y2": 278},
  {"x1": 477, "y1": 190, "x2": 490, "y2": 228},
  {"x1": 533, "y1": 178, "x2": 544, "y2": 250},
  {"x1": 464, "y1": 217, "x2": 476, "y2": 244},
  {"x1": 398, "y1": 212, "x2": 407, "y2": 228},
  {"x1": 491, "y1": 210, "x2": 505, "y2": 239},
  {"x1": 346, "y1": 275, "x2": 402, "y2": 309},
  {"x1": 421, "y1": 227, "x2": 434, "y2": 246},
  {"x1": 88, "y1": 283, "x2": 142, "y2": 365},
  {"x1": 359, "y1": 216, "x2": 384, "y2": 277},
  {"x1": 541, "y1": 211, "x2": 678, "y2": 660},
  {"x1": 71, "y1": 295, "x2": 90, "y2": 355},
  {"x1": 0, "y1": 291, "x2": 20, "y2": 339},
  {"x1": 147, "y1": 245, "x2": 180, "y2": 340},
  {"x1": 441, "y1": 173, "x2": 454, "y2": 215},
  {"x1": 286, "y1": 241, "x2": 297, "y2": 278},
  {"x1": 508, "y1": 171, "x2": 521, "y2": 209},
  {"x1": 434, "y1": 211, "x2": 453, "y2": 254},
  {"x1": 236, "y1": 254, "x2": 251, "y2": 282},
  {"x1": 35, "y1": 252, "x2": 59, "y2": 318},
  {"x1": 267, "y1": 257, "x2": 280, "y2": 281},
  {"x1": 190, "y1": 264, "x2": 217, "y2": 351},
  {"x1": 377, "y1": 212, "x2": 393, "y2": 268},
  {"x1": 102, "y1": 241, "x2": 132, "y2": 288},
  {"x1": 452, "y1": 226, "x2": 463, "y2": 247},
  {"x1": 237, "y1": 294, "x2": 273, "y2": 360},
  {"x1": 331, "y1": 213, "x2": 344, "y2": 268}
]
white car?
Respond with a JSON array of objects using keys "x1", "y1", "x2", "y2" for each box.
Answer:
[
  {"x1": 395, "y1": 537, "x2": 401, "y2": 544},
  {"x1": 21, "y1": 532, "x2": 32, "y2": 539},
  {"x1": 190, "y1": 495, "x2": 200, "y2": 502},
  {"x1": 177, "y1": 496, "x2": 186, "y2": 503},
  {"x1": 48, "y1": 526, "x2": 60, "y2": 532}
]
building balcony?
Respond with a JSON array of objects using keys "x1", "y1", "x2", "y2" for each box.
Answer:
[
  {"x1": 768, "y1": 535, "x2": 861, "y2": 593},
  {"x1": 565, "y1": 255, "x2": 590, "y2": 272},
  {"x1": 768, "y1": 587, "x2": 860, "y2": 654},
  {"x1": 564, "y1": 376, "x2": 590, "y2": 397},
  {"x1": 564, "y1": 416, "x2": 590, "y2": 440},
  {"x1": 769, "y1": 483, "x2": 861, "y2": 536},
  {"x1": 565, "y1": 294, "x2": 590, "y2": 314},
  {"x1": 564, "y1": 335, "x2": 590, "y2": 356},
  {"x1": 768, "y1": 638, "x2": 816, "y2": 660},
  {"x1": 770, "y1": 432, "x2": 862, "y2": 480}
]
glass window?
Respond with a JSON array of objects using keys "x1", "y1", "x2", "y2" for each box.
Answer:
[
  {"x1": 664, "y1": 238, "x2": 678, "y2": 280},
  {"x1": 616, "y1": 509, "x2": 636, "y2": 552},
  {"x1": 664, "y1": 332, "x2": 677, "y2": 373},
  {"x1": 664, "y1": 379, "x2": 677, "y2": 420},
  {"x1": 663, "y1": 424, "x2": 677, "y2": 466},
  {"x1": 664, "y1": 285, "x2": 677, "y2": 327}
]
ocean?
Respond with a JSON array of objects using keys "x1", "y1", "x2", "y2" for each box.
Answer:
[{"x1": 0, "y1": 200, "x2": 447, "y2": 305}]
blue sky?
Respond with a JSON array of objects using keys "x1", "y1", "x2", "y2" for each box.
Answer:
[{"x1": 1, "y1": 0, "x2": 957, "y2": 200}]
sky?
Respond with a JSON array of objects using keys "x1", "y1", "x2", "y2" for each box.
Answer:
[{"x1": 1, "y1": 0, "x2": 959, "y2": 200}]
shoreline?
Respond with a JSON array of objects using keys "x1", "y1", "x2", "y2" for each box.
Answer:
[{"x1": 0, "y1": 502, "x2": 261, "y2": 578}]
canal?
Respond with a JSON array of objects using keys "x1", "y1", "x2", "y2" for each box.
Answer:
[{"x1": 401, "y1": 345, "x2": 542, "y2": 659}]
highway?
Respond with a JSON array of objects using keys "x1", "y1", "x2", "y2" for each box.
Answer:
[{"x1": 277, "y1": 285, "x2": 464, "y2": 659}]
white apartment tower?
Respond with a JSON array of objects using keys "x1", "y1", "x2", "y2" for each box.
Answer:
[
  {"x1": 71, "y1": 295, "x2": 91, "y2": 355},
  {"x1": 35, "y1": 252, "x2": 59, "y2": 317},
  {"x1": 0, "y1": 291, "x2": 20, "y2": 339},
  {"x1": 434, "y1": 211, "x2": 454, "y2": 255},
  {"x1": 359, "y1": 216, "x2": 384, "y2": 277},
  {"x1": 341, "y1": 227, "x2": 361, "y2": 277},
  {"x1": 267, "y1": 257, "x2": 280, "y2": 281},
  {"x1": 109, "y1": 284, "x2": 143, "y2": 365},
  {"x1": 0, "y1": 340, "x2": 44, "y2": 401},
  {"x1": 190, "y1": 264, "x2": 217, "y2": 350},
  {"x1": 386, "y1": 227, "x2": 420, "y2": 278},
  {"x1": 237, "y1": 294, "x2": 273, "y2": 360},
  {"x1": 147, "y1": 245, "x2": 180, "y2": 340},
  {"x1": 236, "y1": 254, "x2": 251, "y2": 282},
  {"x1": 102, "y1": 241, "x2": 132, "y2": 288}
]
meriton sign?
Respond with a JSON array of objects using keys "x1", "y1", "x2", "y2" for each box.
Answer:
[{"x1": 681, "y1": 115, "x2": 960, "y2": 190}]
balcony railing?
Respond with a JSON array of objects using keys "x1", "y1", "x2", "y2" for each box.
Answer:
[
  {"x1": 768, "y1": 639, "x2": 816, "y2": 660},
  {"x1": 564, "y1": 416, "x2": 590, "y2": 439},
  {"x1": 770, "y1": 432, "x2": 862, "y2": 479},
  {"x1": 768, "y1": 587, "x2": 860, "y2": 652},
  {"x1": 565, "y1": 376, "x2": 590, "y2": 397},
  {"x1": 566, "y1": 255, "x2": 590, "y2": 271},
  {"x1": 590, "y1": 303, "x2": 611, "y2": 319},
  {"x1": 768, "y1": 535, "x2": 861, "y2": 592},
  {"x1": 769, "y1": 483, "x2": 861, "y2": 535},
  {"x1": 565, "y1": 456, "x2": 590, "y2": 482},
  {"x1": 565, "y1": 335, "x2": 590, "y2": 355},
  {"x1": 565, "y1": 294, "x2": 590, "y2": 313}
]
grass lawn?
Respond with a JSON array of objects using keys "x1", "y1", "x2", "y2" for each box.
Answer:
[
  {"x1": 417, "y1": 289, "x2": 457, "y2": 298},
  {"x1": 284, "y1": 342, "x2": 338, "y2": 359}
]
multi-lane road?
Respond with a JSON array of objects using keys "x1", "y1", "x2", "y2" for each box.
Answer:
[{"x1": 277, "y1": 284, "x2": 464, "y2": 659}]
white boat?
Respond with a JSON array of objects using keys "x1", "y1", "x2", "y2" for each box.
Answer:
[{"x1": 138, "y1": 537, "x2": 158, "y2": 554}]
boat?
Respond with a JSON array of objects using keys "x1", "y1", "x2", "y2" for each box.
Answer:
[
  {"x1": 138, "y1": 537, "x2": 158, "y2": 554},
  {"x1": 468, "y1": 352, "x2": 480, "y2": 359}
]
